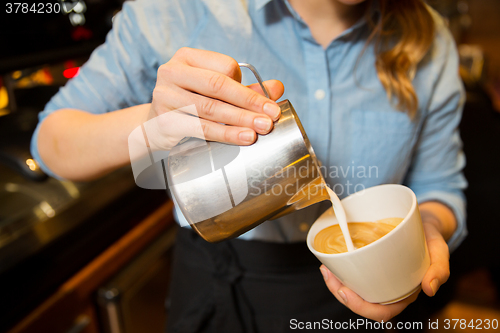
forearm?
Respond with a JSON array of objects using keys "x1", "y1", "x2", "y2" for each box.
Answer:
[
  {"x1": 419, "y1": 201, "x2": 457, "y2": 241},
  {"x1": 37, "y1": 104, "x2": 150, "y2": 181}
]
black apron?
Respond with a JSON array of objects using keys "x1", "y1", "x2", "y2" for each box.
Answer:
[{"x1": 165, "y1": 227, "x2": 373, "y2": 333}]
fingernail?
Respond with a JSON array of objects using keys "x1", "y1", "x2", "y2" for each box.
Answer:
[
  {"x1": 430, "y1": 279, "x2": 439, "y2": 296},
  {"x1": 254, "y1": 117, "x2": 272, "y2": 132},
  {"x1": 263, "y1": 103, "x2": 281, "y2": 120},
  {"x1": 338, "y1": 289, "x2": 347, "y2": 304},
  {"x1": 239, "y1": 130, "x2": 255, "y2": 143},
  {"x1": 320, "y1": 266, "x2": 329, "y2": 281}
]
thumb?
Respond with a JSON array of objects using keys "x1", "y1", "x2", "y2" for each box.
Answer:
[
  {"x1": 247, "y1": 79, "x2": 284, "y2": 101},
  {"x1": 320, "y1": 265, "x2": 346, "y2": 303}
]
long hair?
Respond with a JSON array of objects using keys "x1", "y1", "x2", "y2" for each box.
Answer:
[{"x1": 365, "y1": 0, "x2": 436, "y2": 118}]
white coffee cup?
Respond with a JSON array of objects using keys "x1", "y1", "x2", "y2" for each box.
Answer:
[{"x1": 306, "y1": 184, "x2": 430, "y2": 304}]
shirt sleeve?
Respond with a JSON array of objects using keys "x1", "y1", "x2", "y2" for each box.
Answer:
[
  {"x1": 404, "y1": 23, "x2": 467, "y2": 252},
  {"x1": 30, "y1": 0, "x2": 162, "y2": 178}
]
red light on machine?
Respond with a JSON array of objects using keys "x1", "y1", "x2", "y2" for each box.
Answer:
[{"x1": 63, "y1": 67, "x2": 80, "y2": 79}]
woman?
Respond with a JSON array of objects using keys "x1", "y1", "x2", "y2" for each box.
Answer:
[{"x1": 31, "y1": 0, "x2": 466, "y2": 331}]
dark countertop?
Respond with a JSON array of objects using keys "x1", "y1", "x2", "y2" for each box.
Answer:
[
  {"x1": 0, "y1": 165, "x2": 169, "y2": 332},
  {"x1": 0, "y1": 78, "x2": 170, "y2": 331}
]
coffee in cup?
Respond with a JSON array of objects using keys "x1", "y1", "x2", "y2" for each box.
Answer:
[
  {"x1": 314, "y1": 218, "x2": 403, "y2": 254},
  {"x1": 306, "y1": 184, "x2": 430, "y2": 304}
]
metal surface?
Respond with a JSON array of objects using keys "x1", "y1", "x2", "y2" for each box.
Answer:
[
  {"x1": 0, "y1": 166, "x2": 137, "y2": 274},
  {"x1": 0, "y1": 166, "x2": 166, "y2": 333},
  {"x1": 238, "y1": 63, "x2": 270, "y2": 98},
  {"x1": 167, "y1": 100, "x2": 329, "y2": 242}
]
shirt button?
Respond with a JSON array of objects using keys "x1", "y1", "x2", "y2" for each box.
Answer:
[
  {"x1": 299, "y1": 222, "x2": 309, "y2": 233},
  {"x1": 314, "y1": 89, "x2": 326, "y2": 100}
]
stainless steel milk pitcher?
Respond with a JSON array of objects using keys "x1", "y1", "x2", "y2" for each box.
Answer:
[{"x1": 166, "y1": 64, "x2": 328, "y2": 242}]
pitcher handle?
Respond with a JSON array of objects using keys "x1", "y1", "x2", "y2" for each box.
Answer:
[{"x1": 238, "y1": 63, "x2": 270, "y2": 99}]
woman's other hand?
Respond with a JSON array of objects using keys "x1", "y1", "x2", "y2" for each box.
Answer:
[
  {"x1": 320, "y1": 264, "x2": 421, "y2": 323},
  {"x1": 320, "y1": 201, "x2": 454, "y2": 322}
]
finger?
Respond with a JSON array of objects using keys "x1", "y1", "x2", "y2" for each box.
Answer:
[
  {"x1": 421, "y1": 223, "x2": 450, "y2": 297},
  {"x1": 340, "y1": 285, "x2": 420, "y2": 322},
  {"x1": 153, "y1": 85, "x2": 274, "y2": 135},
  {"x1": 145, "y1": 109, "x2": 257, "y2": 148},
  {"x1": 174, "y1": 47, "x2": 243, "y2": 82},
  {"x1": 198, "y1": 119, "x2": 256, "y2": 145},
  {"x1": 247, "y1": 80, "x2": 285, "y2": 101},
  {"x1": 168, "y1": 64, "x2": 281, "y2": 120},
  {"x1": 174, "y1": 48, "x2": 285, "y2": 102},
  {"x1": 320, "y1": 265, "x2": 345, "y2": 303},
  {"x1": 320, "y1": 265, "x2": 420, "y2": 322}
]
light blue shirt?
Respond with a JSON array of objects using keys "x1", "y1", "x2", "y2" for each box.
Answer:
[{"x1": 31, "y1": 0, "x2": 467, "y2": 250}]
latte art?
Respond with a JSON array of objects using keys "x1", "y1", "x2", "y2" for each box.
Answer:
[{"x1": 314, "y1": 218, "x2": 403, "y2": 254}]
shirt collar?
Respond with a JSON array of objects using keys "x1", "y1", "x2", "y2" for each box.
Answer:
[
  {"x1": 255, "y1": 0, "x2": 273, "y2": 11},
  {"x1": 256, "y1": 0, "x2": 379, "y2": 14},
  {"x1": 255, "y1": 0, "x2": 376, "y2": 26},
  {"x1": 255, "y1": 0, "x2": 376, "y2": 44}
]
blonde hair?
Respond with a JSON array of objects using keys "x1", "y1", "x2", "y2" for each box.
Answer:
[{"x1": 366, "y1": 0, "x2": 436, "y2": 118}]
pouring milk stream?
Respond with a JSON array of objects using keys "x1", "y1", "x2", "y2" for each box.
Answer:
[{"x1": 326, "y1": 187, "x2": 355, "y2": 252}]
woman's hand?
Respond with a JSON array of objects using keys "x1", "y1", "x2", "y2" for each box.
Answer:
[
  {"x1": 37, "y1": 48, "x2": 284, "y2": 181},
  {"x1": 145, "y1": 47, "x2": 284, "y2": 150},
  {"x1": 320, "y1": 202, "x2": 454, "y2": 322}
]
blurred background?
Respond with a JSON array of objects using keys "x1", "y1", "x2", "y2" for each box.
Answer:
[{"x1": 0, "y1": 1, "x2": 498, "y2": 332}]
